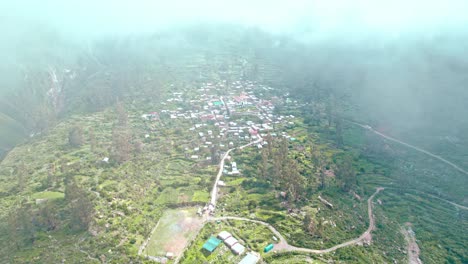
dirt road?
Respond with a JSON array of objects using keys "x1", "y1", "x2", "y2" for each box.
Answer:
[
  {"x1": 209, "y1": 139, "x2": 263, "y2": 209},
  {"x1": 348, "y1": 121, "x2": 468, "y2": 176},
  {"x1": 210, "y1": 149, "x2": 234, "y2": 207},
  {"x1": 210, "y1": 187, "x2": 384, "y2": 254}
]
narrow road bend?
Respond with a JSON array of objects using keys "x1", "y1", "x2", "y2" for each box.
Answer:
[{"x1": 210, "y1": 187, "x2": 384, "y2": 254}]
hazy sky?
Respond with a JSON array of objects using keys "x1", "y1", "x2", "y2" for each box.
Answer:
[{"x1": 3, "y1": 0, "x2": 468, "y2": 40}]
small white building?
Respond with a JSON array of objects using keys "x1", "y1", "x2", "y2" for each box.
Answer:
[
  {"x1": 231, "y1": 243, "x2": 245, "y2": 255},
  {"x1": 224, "y1": 237, "x2": 238, "y2": 247},
  {"x1": 239, "y1": 252, "x2": 260, "y2": 264},
  {"x1": 218, "y1": 231, "x2": 232, "y2": 240},
  {"x1": 166, "y1": 252, "x2": 174, "y2": 259}
]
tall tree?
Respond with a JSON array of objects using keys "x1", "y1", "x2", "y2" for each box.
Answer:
[
  {"x1": 259, "y1": 149, "x2": 269, "y2": 179},
  {"x1": 68, "y1": 126, "x2": 84, "y2": 147},
  {"x1": 16, "y1": 162, "x2": 27, "y2": 192},
  {"x1": 285, "y1": 158, "x2": 304, "y2": 201},
  {"x1": 111, "y1": 128, "x2": 133, "y2": 164},
  {"x1": 37, "y1": 202, "x2": 59, "y2": 231},
  {"x1": 65, "y1": 180, "x2": 93, "y2": 230},
  {"x1": 88, "y1": 127, "x2": 96, "y2": 152},
  {"x1": 115, "y1": 100, "x2": 128, "y2": 126},
  {"x1": 335, "y1": 156, "x2": 356, "y2": 192},
  {"x1": 335, "y1": 117, "x2": 344, "y2": 148},
  {"x1": 210, "y1": 144, "x2": 219, "y2": 165},
  {"x1": 8, "y1": 204, "x2": 36, "y2": 248}
]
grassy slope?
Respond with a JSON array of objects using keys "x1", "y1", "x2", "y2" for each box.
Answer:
[
  {"x1": 0, "y1": 95, "x2": 215, "y2": 263},
  {"x1": 344, "y1": 125, "x2": 467, "y2": 263}
]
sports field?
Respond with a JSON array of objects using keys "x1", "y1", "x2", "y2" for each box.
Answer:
[{"x1": 145, "y1": 207, "x2": 204, "y2": 258}]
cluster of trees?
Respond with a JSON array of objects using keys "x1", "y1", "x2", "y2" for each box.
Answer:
[
  {"x1": 110, "y1": 101, "x2": 142, "y2": 164},
  {"x1": 68, "y1": 126, "x2": 84, "y2": 147},
  {"x1": 257, "y1": 137, "x2": 305, "y2": 201},
  {"x1": 66, "y1": 100, "x2": 144, "y2": 165},
  {"x1": 64, "y1": 177, "x2": 94, "y2": 230},
  {"x1": 256, "y1": 134, "x2": 358, "y2": 202},
  {"x1": 335, "y1": 156, "x2": 357, "y2": 192},
  {"x1": 303, "y1": 213, "x2": 324, "y2": 237},
  {"x1": 6, "y1": 178, "x2": 93, "y2": 250}
]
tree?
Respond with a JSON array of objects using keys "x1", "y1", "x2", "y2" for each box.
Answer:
[
  {"x1": 68, "y1": 126, "x2": 84, "y2": 147},
  {"x1": 8, "y1": 204, "x2": 36, "y2": 248},
  {"x1": 319, "y1": 169, "x2": 326, "y2": 190},
  {"x1": 16, "y1": 162, "x2": 27, "y2": 192},
  {"x1": 89, "y1": 127, "x2": 96, "y2": 152},
  {"x1": 303, "y1": 214, "x2": 312, "y2": 231},
  {"x1": 335, "y1": 156, "x2": 356, "y2": 192},
  {"x1": 210, "y1": 143, "x2": 220, "y2": 165},
  {"x1": 272, "y1": 153, "x2": 283, "y2": 187},
  {"x1": 65, "y1": 180, "x2": 93, "y2": 230},
  {"x1": 111, "y1": 128, "x2": 133, "y2": 164},
  {"x1": 45, "y1": 163, "x2": 56, "y2": 189},
  {"x1": 285, "y1": 158, "x2": 304, "y2": 201},
  {"x1": 134, "y1": 140, "x2": 143, "y2": 154},
  {"x1": 115, "y1": 100, "x2": 128, "y2": 126},
  {"x1": 325, "y1": 98, "x2": 333, "y2": 127},
  {"x1": 259, "y1": 149, "x2": 269, "y2": 179},
  {"x1": 335, "y1": 117, "x2": 344, "y2": 147},
  {"x1": 37, "y1": 202, "x2": 59, "y2": 231}
]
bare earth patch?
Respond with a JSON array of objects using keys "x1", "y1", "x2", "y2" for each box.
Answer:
[{"x1": 402, "y1": 223, "x2": 423, "y2": 264}]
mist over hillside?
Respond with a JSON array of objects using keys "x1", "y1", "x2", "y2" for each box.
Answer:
[{"x1": 1, "y1": 12, "x2": 468, "y2": 157}]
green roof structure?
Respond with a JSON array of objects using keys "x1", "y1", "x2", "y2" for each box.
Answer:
[
  {"x1": 202, "y1": 236, "x2": 222, "y2": 253},
  {"x1": 264, "y1": 244, "x2": 274, "y2": 253}
]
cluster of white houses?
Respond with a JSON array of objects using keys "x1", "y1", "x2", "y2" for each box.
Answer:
[
  {"x1": 218, "y1": 231, "x2": 245, "y2": 255},
  {"x1": 217, "y1": 231, "x2": 261, "y2": 264},
  {"x1": 142, "y1": 80, "x2": 298, "y2": 164}
]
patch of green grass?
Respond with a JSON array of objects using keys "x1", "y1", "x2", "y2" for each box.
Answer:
[
  {"x1": 192, "y1": 190, "x2": 209, "y2": 203},
  {"x1": 225, "y1": 177, "x2": 245, "y2": 186},
  {"x1": 155, "y1": 187, "x2": 178, "y2": 205},
  {"x1": 31, "y1": 191, "x2": 65, "y2": 200}
]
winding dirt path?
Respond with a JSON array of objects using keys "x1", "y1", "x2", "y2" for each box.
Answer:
[
  {"x1": 401, "y1": 224, "x2": 423, "y2": 264},
  {"x1": 209, "y1": 139, "x2": 263, "y2": 210},
  {"x1": 209, "y1": 187, "x2": 384, "y2": 254},
  {"x1": 423, "y1": 193, "x2": 468, "y2": 210},
  {"x1": 384, "y1": 187, "x2": 468, "y2": 211},
  {"x1": 348, "y1": 121, "x2": 468, "y2": 176},
  {"x1": 210, "y1": 148, "x2": 234, "y2": 207}
]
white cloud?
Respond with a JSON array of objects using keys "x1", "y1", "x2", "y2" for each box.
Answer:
[{"x1": 1, "y1": 0, "x2": 467, "y2": 39}]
